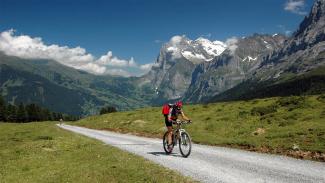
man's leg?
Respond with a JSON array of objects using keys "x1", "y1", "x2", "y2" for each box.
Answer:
[{"x1": 167, "y1": 126, "x2": 173, "y2": 145}]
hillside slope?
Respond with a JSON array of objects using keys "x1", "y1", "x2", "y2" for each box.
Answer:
[
  {"x1": 72, "y1": 95, "x2": 325, "y2": 161},
  {"x1": 0, "y1": 52, "x2": 154, "y2": 115}
]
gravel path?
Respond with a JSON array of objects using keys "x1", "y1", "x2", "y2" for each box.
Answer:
[{"x1": 58, "y1": 124, "x2": 325, "y2": 183}]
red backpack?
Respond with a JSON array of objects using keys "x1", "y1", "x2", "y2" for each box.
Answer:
[{"x1": 162, "y1": 104, "x2": 170, "y2": 115}]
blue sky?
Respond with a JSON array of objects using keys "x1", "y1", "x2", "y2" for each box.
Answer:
[{"x1": 0, "y1": 0, "x2": 314, "y2": 76}]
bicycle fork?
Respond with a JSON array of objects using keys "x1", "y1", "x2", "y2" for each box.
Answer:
[
  {"x1": 173, "y1": 129, "x2": 186, "y2": 146},
  {"x1": 173, "y1": 130, "x2": 179, "y2": 146}
]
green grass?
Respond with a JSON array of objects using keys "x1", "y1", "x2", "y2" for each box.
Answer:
[
  {"x1": 0, "y1": 122, "x2": 195, "y2": 183},
  {"x1": 72, "y1": 95, "x2": 325, "y2": 160}
]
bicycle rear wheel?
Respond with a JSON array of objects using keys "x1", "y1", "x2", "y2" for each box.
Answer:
[
  {"x1": 163, "y1": 131, "x2": 174, "y2": 154},
  {"x1": 179, "y1": 131, "x2": 192, "y2": 157}
]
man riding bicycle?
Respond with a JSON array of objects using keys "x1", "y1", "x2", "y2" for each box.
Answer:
[{"x1": 164, "y1": 101, "x2": 191, "y2": 151}]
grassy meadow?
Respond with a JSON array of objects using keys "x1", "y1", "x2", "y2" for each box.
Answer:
[
  {"x1": 72, "y1": 95, "x2": 325, "y2": 161},
  {"x1": 0, "y1": 122, "x2": 195, "y2": 183}
]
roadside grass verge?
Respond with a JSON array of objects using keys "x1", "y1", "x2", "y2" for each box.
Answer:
[
  {"x1": 72, "y1": 95, "x2": 325, "y2": 161},
  {"x1": 0, "y1": 122, "x2": 195, "y2": 183}
]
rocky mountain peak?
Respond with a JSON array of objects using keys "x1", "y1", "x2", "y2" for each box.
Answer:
[
  {"x1": 294, "y1": 0, "x2": 325, "y2": 38},
  {"x1": 261, "y1": 0, "x2": 325, "y2": 69},
  {"x1": 159, "y1": 35, "x2": 226, "y2": 65}
]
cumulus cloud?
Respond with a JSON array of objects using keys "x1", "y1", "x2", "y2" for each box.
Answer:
[
  {"x1": 74, "y1": 62, "x2": 106, "y2": 75},
  {"x1": 139, "y1": 63, "x2": 160, "y2": 71},
  {"x1": 166, "y1": 35, "x2": 188, "y2": 59},
  {"x1": 169, "y1": 35, "x2": 184, "y2": 46},
  {"x1": 284, "y1": 0, "x2": 307, "y2": 15},
  {"x1": 0, "y1": 29, "x2": 153, "y2": 77},
  {"x1": 225, "y1": 37, "x2": 238, "y2": 54},
  {"x1": 97, "y1": 51, "x2": 137, "y2": 67}
]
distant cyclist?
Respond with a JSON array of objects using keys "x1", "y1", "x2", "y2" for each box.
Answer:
[{"x1": 163, "y1": 101, "x2": 191, "y2": 151}]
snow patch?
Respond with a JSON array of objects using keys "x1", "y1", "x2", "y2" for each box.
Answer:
[
  {"x1": 195, "y1": 37, "x2": 227, "y2": 57},
  {"x1": 242, "y1": 56, "x2": 258, "y2": 62},
  {"x1": 167, "y1": 46, "x2": 178, "y2": 52},
  {"x1": 273, "y1": 71, "x2": 283, "y2": 79},
  {"x1": 182, "y1": 51, "x2": 207, "y2": 61}
]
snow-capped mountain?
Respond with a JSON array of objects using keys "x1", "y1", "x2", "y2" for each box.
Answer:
[
  {"x1": 184, "y1": 34, "x2": 287, "y2": 102},
  {"x1": 140, "y1": 33, "x2": 286, "y2": 103},
  {"x1": 139, "y1": 35, "x2": 228, "y2": 102},
  {"x1": 164, "y1": 35, "x2": 227, "y2": 64}
]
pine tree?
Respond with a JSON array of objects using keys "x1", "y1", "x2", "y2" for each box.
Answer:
[
  {"x1": 17, "y1": 103, "x2": 27, "y2": 123},
  {"x1": 58, "y1": 113, "x2": 63, "y2": 121},
  {"x1": 40, "y1": 108, "x2": 51, "y2": 121},
  {"x1": 0, "y1": 98, "x2": 78, "y2": 123},
  {"x1": 100, "y1": 106, "x2": 117, "y2": 115},
  {"x1": 0, "y1": 96, "x2": 6, "y2": 122},
  {"x1": 52, "y1": 112, "x2": 58, "y2": 121},
  {"x1": 26, "y1": 104, "x2": 38, "y2": 122},
  {"x1": 6, "y1": 104, "x2": 17, "y2": 122}
]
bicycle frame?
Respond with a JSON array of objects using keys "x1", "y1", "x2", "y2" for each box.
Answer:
[{"x1": 172, "y1": 121, "x2": 188, "y2": 145}]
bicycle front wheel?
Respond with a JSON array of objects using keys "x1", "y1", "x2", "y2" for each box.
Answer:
[{"x1": 179, "y1": 131, "x2": 192, "y2": 157}]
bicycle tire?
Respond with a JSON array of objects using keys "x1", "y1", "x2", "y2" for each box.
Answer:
[
  {"x1": 163, "y1": 131, "x2": 174, "y2": 154},
  {"x1": 179, "y1": 131, "x2": 192, "y2": 157}
]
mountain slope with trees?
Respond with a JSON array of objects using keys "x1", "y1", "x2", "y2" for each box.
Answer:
[
  {"x1": 0, "y1": 95, "x2": 78, "y2": 122},
  {"x1": 0, "y1": 52, "x2": 155, "y2": 115}
]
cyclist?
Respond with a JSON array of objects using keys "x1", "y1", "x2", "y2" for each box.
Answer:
[{"x1": 165, "y1": 101, "x2": 191, "y2": 151}]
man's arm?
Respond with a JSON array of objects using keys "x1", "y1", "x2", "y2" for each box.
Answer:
[{"x1": 180, "y1": 111, "x2": 190, "y2": 121}]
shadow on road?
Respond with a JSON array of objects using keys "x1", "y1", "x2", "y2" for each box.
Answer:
[
  {"x1": 104, "y1": 143, "x2": 152, "y2": 146},
  {"x1": 147, "y1": 151, "x2": 183, "y2": 157}
]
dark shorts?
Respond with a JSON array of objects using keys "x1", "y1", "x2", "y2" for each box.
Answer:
[{"x1": 164, "y1": 115, "x2": 172, "y2": 127}]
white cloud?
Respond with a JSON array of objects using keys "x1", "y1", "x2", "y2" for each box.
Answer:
[
  {"x1": 225, "y1": 37, "x2": 238, "y2": 54},
  {"x1": 0, "y1": 29, "x2": 153, "y2": 77},
  {"x1": 97, "y1": 51, "x2": 137, "y2": 67},
  {"x1": 74, "y1": 62, "x2": 106, "y2": 75},
  {"x1": 166, "y1": 35, "x2": 188, "y2": 60},
  {"x1": 169, "y1": 35, "x2": 184, "y2": 46},
  {"x1": 285, "y1": 30, "x2": 292, "y2": 36},
  {"x1": 139, "y1": 63, "x2": 159, "y2": 71},
  {"x1": 284, "y1": 0, "x2": 307, "y2": 15}
]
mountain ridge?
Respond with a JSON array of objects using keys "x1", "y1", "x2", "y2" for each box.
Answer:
[
  {"x1": 1, "y1": 0, "x2": 325, "y2": 115},
  {"x1": 211, "y1": 0, "x2": 325, "y2": 102}
]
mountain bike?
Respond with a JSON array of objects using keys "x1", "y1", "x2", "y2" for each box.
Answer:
[{"x1": 163, "y1": 120, "x2": 192, "y2": 158}]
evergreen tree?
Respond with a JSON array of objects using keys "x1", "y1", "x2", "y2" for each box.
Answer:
[
  {"x1": 17, "y1": 103, "x2": 27, "y2": 122},
  {"x1": 52, "y1": 112, "x2": 59, "y2": 121},
  {"x1": 42, "y1": 108, "x2": 52, "y2": 121},
  {"x1": 0, "y1": 98, "x2": 78, "y2": 123},
  {"x1": 100, "y1": 106, "x2": 117, "y2": 115},
  {"x1": 44, "y1": 109, "x2": 52, "y2": 121},
  {"x1": 0, "y1": 96, "x2": 6, "y2": 122},
  {"x1": 6, "y1": 104, "x2": 17, "y2": 122},
  {"x1": 26, "y1": 104, "x2": 39, "y2": 122},
  {"x1": 58, "y1": 113, "x2": 63, "y2": 121}
]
